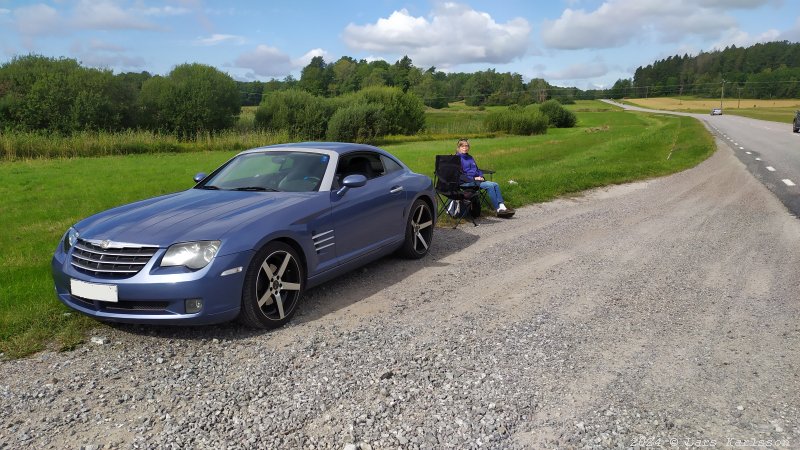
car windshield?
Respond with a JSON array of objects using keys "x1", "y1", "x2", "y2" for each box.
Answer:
[{"x1": 197, "y1": 151, "x2": 330, "y2": 192}]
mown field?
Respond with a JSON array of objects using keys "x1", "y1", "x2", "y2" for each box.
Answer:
[
  {"x1": 625, "y1": 97, "x2": 800, "y2": 123},
  {"x1": 0, "y1": 100, "x2": 716, "y2": 358}
]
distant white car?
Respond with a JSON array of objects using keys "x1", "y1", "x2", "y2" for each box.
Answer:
[{"x1": 711, "y1": 108, "x2": 723, "y2": 115}]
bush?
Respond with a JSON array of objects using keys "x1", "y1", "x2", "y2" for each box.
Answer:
[
  {"x1": 326, "y1": 103, "x2": 387, "y2": 142},
  {"x1": 254, "y1": 89, "x2": 332, "y2": 140},
  {"x1": 138, "y1": 64, "x2": 240, "y2": 138},
  {"x1": 0, "y1": 55, "x2": 134, "y2": 134},
  {"x1": 538, "y1": 99, "x2": 577, "y2": 128},
  {"x1": 256, "y1": 86, "x2": 424, "y2": 141},
  {"x1": 484, "y1": 108, "x2": 548, "y2": 135},
  {"x1": 350, "y1": 86, "x2": 425, "y2": 135}
]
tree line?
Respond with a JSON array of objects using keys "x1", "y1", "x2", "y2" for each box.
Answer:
[
  {"x1": 0, "y1": 56, "x2": 239, "y2": 138},
  {"x1": 0, "y1": 54, "x2": 577, "y2": 140},
  {"x1": 608, "y1": 41, "x2": 800, "y2": 99},
  {"x1": 3, "y1": 41, "x2": 797, "y2": 139},
  {"x1": 238, "y1": 55, "x2": 583, "y2": 108}
]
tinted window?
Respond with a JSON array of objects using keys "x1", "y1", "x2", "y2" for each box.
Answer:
[
  {"x1": 380, "y1": 155, "x2": 403, "y2": 174},
  {"x1": 335, "y1": 152, "x2": 386, "y2": 186}
]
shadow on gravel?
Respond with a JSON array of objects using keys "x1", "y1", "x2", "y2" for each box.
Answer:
[{"x1": 103, "y1": 226, "x2": 481, "y2": 342}]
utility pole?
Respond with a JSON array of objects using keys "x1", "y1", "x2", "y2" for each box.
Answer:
[
  {"x1": 720, "y1": 79, "x2": 725, "y2": 110},
  {"x1": 737, "y1": 86, "x2": 741, "y2": 109}
]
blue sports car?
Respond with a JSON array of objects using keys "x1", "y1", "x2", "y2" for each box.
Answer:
[{"x1": 52, "y1": 142, "x2": 436, "y2": 328}]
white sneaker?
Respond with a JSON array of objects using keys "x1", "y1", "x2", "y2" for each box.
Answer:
[{"x1": 498, "y1": 203, "x2": 507, "y2": 212}]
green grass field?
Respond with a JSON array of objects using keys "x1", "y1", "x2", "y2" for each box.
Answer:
[{"x1": 0, "y1": 101, "x2": 715, "y2": 358}]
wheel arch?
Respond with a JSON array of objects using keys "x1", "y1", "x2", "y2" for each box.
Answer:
[
  {"x1": 268, "y1": 236, "x2": 309, "y2": 282},
  {"x1": 412, "y1": 193, "x2": 436, "y2": 225}
]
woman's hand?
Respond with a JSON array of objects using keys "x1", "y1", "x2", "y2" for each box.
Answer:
[{"x1": 474, "y1": 176, "x2": 484, "y2": 181}]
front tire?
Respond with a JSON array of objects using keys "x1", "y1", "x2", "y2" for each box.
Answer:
[
  {"x1": 239, "y1": 241, "x2": 304, "y2": 329},
  {"x1": 399, "y1": 199, "x2": 433, "y2": 259}
]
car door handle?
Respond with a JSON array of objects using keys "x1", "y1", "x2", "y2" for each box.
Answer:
[{"x1": 390, "y1": 186, "x2": 404, "y2": 194}]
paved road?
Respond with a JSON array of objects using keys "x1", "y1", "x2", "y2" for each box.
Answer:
[{"x1": 604, "y1": 99, "x2": 800, "y2": 217}]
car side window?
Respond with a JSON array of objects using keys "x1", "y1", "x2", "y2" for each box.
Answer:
[
  {"x1": 334, "y1": 152, "x2": 386, "y2": 186},
  {"x1": 380, "y1": 155, "x2": 403, "y2": 174}
]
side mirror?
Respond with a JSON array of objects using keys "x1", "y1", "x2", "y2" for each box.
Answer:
[
  {"x1": 193, "y1": 172, "x2": 207, "y2": 183},
  {"x1": 336, "y1": 174, "x2": 367, "y2": 196}
]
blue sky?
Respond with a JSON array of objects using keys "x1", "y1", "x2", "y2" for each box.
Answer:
[{"x1": 1, "y1": 0, "x2": 798, "y2": 89}]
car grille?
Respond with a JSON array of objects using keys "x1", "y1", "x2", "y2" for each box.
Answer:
[
  {"x1": 71, "y1": 238, "x2": 159, "y2": 279},
  {"x1": 70, "y1": 296, "x2": 170, "y2": 313}
]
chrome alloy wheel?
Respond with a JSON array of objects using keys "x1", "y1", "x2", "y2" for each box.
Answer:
[
  {"x1": 410, "y1": 202, "x2": 433, "y2": 254},
  {"x1": 255, "y1": 249, "x2": 302, "y2": 320},
  {"x1": 399, "y1": 199, "x2": 434, "y2": 259}
]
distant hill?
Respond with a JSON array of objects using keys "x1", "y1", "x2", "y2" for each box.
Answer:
[{"x1": 609, "y1": 41, "x2": 800, "y2": 99}]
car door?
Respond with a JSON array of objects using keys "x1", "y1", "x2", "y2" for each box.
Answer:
[{"x1": 330, "y1": 152, "x2": 407, "y2": 262}]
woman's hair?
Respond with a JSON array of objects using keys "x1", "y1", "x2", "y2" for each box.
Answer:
[{"x1": 456, "y1": 138, "x2": 469, "y2": 149}]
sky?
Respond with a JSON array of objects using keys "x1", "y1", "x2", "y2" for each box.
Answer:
[{"x1": 1, "y1": 0, "x2": 799, "y2": 89}]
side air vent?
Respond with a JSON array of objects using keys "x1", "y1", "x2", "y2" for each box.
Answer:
[{"x1": 312, "y1": 230, "x2": 334, "y2": 254}]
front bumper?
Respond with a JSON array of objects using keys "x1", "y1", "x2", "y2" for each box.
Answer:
[{"x1": 52, "y1": 248, "x2": 255, "y2": 325}]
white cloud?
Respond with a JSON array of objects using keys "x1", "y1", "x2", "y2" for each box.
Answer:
[
  {"x1": 70, "y1": 39, "x2": 146, "y2": 70},
  {"x1": 544, "y1": 59, "x2": 609, "y2": 80},
  {"x1": 194, "y1": 34, "x2": 246, "y2": 46},
  {"x1": 87, "y1": 39, "x2": 127, "y2": 52},
  {"x1": 234, "y1": 44, "x2": 295, "y2": 77},
  {"x1": 11, "y1": 1, "x2": 166, "y2": 50},
  {"x1": 14, "y1": 4, "x2": 61, "y2": 37},
  {"x1": 294, "y1": 48, "x2": 328, "y2": 68},
  {"x1": 342, "y1": 2, "x2": 530, "y2": 69},
  {"x1": 140, "y1": 6, "x2": 191, "y2": 17},
  {"x1": 712, "y1": 28, "x2": 781, "y2": 50},
  {"x1": 77, "y1": 52, "x2": 146, "y2": 69},
  {"x1": 780, "y1": 17, "x2": 800, "y2": 42},
  {"x1": 541, "y1": 0, "x2": 750, "y2": 50},
  {"x1": 696, "y1": 0, "x2": 779, "y2": 7},
  {"x1": 72, "y1": 0, "x2": 158, "y2": 30}
]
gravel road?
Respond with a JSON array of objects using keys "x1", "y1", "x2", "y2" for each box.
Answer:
[{"x1": 2, "y1": 130, "x2": 799, "y2": 449}]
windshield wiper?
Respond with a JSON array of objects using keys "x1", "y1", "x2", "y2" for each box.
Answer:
[
  {"x1": 233, "y1": 186, "x2": 280, "y2": 192},
  {"x1": 197, "y1": 185, "x2": 220, "y2": 190}
]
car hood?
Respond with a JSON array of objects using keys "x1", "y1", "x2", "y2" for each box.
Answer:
[{"x1": 74, "y1": 189, "x2": 315, "y2": 248}]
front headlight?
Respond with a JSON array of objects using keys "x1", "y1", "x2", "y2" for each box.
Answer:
[
  {"x1": 161, "y1": 241, "x2": 221, "y2": 270},
  {"x1": 63, "y1": 228, "x2": 79, "y2": 253}
]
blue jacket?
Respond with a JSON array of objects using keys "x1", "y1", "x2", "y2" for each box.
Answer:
[{"x1": 457, "y1": 152, "x2": 483, "y2": 182}]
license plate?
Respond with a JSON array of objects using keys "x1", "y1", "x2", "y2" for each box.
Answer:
[{"x1": 70, "y1": 279, "x2": 118, "y2": 303}]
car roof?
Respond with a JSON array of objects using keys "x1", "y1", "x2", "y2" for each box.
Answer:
[{"x1": 239, "y1": 142, "x2": 386, "y2": 156}]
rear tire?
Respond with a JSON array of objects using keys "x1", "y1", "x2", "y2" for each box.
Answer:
[
  {"x1": 399, "y1": 199, "x2": 433, "y2": 259},
  {"x1": 239, "y1": 241, "x2": 304, "y2": 329}
]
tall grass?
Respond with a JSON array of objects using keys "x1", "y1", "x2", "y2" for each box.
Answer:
[{"x1": 0, "y1": 128, "x2": 291, "y2": 161}]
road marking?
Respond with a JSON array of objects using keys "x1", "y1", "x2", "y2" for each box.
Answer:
[
  {"x1": 739, "y1": 146, "x2": 745, "y2": 150},
  {"x1": 766, "y1": 166, "x2": 775, "y2": 172},
  {"x1": 783, "y1": 179, "x2": 796, "y2": 186},
  {"x1": 755, "y1": 157, "x2": 761, "y2": 161},
  {"x1": 745, "y1": 151, "x2": 752, "y2": 155}
]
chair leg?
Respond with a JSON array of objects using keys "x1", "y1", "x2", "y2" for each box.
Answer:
[{"x1": 479, "y1": 191, "x2": 493, "y2": 211}]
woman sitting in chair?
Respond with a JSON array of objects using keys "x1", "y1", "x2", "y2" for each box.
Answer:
[{"x1": 455, "y1": 138, "x2": 515, "y2": 218}]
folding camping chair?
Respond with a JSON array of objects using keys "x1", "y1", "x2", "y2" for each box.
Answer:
[{"x1": 434, "y1": 154, "x2": 483, "y2": 228}]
